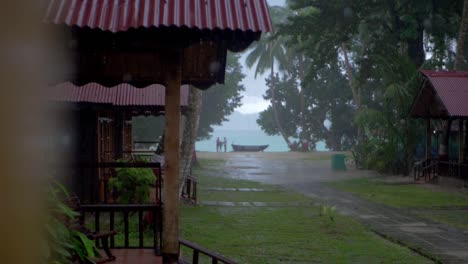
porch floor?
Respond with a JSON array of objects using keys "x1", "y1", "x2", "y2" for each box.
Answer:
[{"x1": 105, "y1": 249, "x2": 162, "y2": 264}]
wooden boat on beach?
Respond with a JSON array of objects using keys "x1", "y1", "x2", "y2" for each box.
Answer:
[{"x1": 231, "y1": 144, "x2": 269, "y2": 152}]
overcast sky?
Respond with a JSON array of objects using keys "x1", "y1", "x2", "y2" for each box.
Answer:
[{"x1": 236, "y1": 0, "x2": 286, "y2": 114}]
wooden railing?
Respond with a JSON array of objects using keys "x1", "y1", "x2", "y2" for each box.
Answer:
[
  {"x1": 414, "y1": 159, "x2": 468, "y2": 182},
  {"x1": 413, "y1": 159, "x2": 439, "y2": 182},
  {"x1": 79, "y1": 204, "x2": 162, "y2": 254},
  {"x1": 179, "y1": 239, "x2": 237, "y2": 264},
  {"x1": 423, "y1": 160, "x2": 438, "y2": 183},
  {"x1": 439, "y1": 160, "x2": 468, "y2": 179}
]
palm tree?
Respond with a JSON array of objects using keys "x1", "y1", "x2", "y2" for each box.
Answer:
[{"x1": 245, "y1": 6, "x2": 293, "y2": 147}]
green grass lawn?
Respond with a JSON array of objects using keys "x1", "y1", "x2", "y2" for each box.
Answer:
[
  {"x1": 329, "y1": 177, "x2": 468, "y2": 208},
  {"x1": 200, "y1": 190, "x2": 310, "y2": 203},
  {"x1": 180, "y1": 159, "x2": 432, "y2": 263},
  {"x1": 329, "y1": 177, "x2": 468, "y2": 230}
]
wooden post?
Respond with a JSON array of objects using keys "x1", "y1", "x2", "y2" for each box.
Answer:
[
  {"x1": 459, "y1": 119, "x2": 464, "y2": 163},
  {"x1": 425, "y1": 118, "x2": 431, "y2": 161},
  {"x1": 465, "y1": 120, "x2": 468, "y2": 162},
  {"x1": 162, "y1": 50, "x2": 181, "y2": 263}
]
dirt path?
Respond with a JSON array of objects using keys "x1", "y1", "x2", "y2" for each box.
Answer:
[{"x1": 203, "y1": 152, "x2": 468, "y2": 264}]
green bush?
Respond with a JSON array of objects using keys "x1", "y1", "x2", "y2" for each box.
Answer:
[
  {"x1": 43, "y1": 182, "x2": 99, "y2": 264},
  {"x1": 109, "y1": 164, "x2": 156, "y2": 204}
]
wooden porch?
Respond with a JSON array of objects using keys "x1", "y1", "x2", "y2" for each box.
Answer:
[
  {"x1": 79, "y1": 198, "x2": 231, "y2": 264},
  {"x1": 108, "y1": 249, "x2": 161, "y2": 264},
  {"x1": 101, "y1": 240, "x2": 238, "y2": 264}
]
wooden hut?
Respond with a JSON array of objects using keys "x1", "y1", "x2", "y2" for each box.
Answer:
[
  {"x1": 410, "y1": 70, "x2": 468, "y2": 186},
  {"x1": 45, "y1": 0, "x2": 272, "y2": 262},
  {"x1": 50, "y1": 82, "x2": 189, "y2": 203}
]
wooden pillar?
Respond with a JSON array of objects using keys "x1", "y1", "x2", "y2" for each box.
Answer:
[
  {"x1": 162, "y1": 50, "x2": 181, "y2": 263},
  {"x1": 465, "y1": 120, "x2": 468, "y2": 162},
  {"x1": 459, "y1": 119, "x2": 464, "y2": 162},
  {"x1": 425, "y1": 118, "x2": 431, "y2": 161},
  {"x1": 114, "y1": 111, "x2": 124, "y2": 160}
]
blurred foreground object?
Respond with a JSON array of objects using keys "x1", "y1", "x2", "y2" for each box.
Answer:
[{"x1": 0, "y1": 1, "x2": 67, "y2": 263}]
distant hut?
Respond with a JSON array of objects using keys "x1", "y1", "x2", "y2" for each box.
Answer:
[{"x1": 410, "y1": 70, "x2": 468, "y2": 186}]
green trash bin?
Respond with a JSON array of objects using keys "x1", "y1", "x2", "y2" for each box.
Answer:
[{"x1": 331, "y1": 154, "x2": 346, "y2": 171}]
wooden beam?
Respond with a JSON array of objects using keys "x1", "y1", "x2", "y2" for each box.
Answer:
[
  {"x1": 426, "y1": 118, "x2": 431, "y2": 161},
  {"x1": 162, "y1": 50, "x2": 182, "y2": 263}
]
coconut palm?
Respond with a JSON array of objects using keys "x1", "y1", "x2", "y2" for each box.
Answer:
[{"x1": 245, "y1": 6, "x2": 293, "y2": 147}]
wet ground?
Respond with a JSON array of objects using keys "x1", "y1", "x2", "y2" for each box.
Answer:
[{"x1": 201, "y1": 152, "x2": 468, "y2": 264}]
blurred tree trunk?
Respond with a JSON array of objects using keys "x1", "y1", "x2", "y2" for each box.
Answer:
[
  {"x1": 297, "y1": 55, "x2": 307, "y2": 149},
  {"x1": 341, "y1": 43, "x2": 360, "y2": 109},
  {"x1": 454, "y1": 0, "x2": 468, "y2": 71},
  {"x1": 341, "y1": 42, "x2": 362, "y2": 144},
  {"x1": 440, "y1": 0, "x2": 468, "y2": 161},
  {"x1": 179, "y1": 86, "x2": 202, "y2": 198}
]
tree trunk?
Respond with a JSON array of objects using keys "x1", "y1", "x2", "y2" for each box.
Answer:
[
  {"x1": 269, "y1": 64, "x2": 291, "y2": 147},
  {"x1": 341, "y1": 43, "x2": 360, "y2": 108},
  {"x1": 298, "y1": 55, "x2": 307, "y2": 150},
  {"x1": 440, "y1": 0, "x2": 468, "y2": 161},
  {"x1": 407, "y1": 29, "x2": 425, "y2": 68},
  {"x1": 454, "y1": 0, "x2": 468, "y2": 71},
  {"x1": 178, "y1": 86, "x2": 202, "y2": 198},
  {"x1": 341, "y1": 42, "x2": 362, "y2": 143}
]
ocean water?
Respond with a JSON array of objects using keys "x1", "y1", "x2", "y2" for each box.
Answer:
[{"x1": 196, "y1": 129, "x2": 327, "y2": 152}]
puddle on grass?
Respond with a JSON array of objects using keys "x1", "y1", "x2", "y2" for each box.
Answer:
[
  {"x1": 226, "y1": 166, "x2": 260, "y2": 169},
  {"x1": 359, "y1": 214, "x2": 385, "y2": 219},
  {"x1": 398, "y1": 223, "x2": 442, "y2": 234}
]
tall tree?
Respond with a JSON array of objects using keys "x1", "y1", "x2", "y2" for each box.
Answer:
[
  {"x1": 246, "y1": 6, "x2": 293, "y2": 147},
  {"x1": 281, "y1": 0, "x2": 465, "y2": 172},
  {"x1": 179, "y1": 86, "x2": 202, "y2": 198},
  {"x1": 257, "y1": 62, "x2": 355, "y2": 151},
  {"x1": 455, "y1": 0, "x2": 468, "y2": 70}
]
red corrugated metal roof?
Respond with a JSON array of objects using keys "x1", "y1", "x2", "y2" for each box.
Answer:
[
  {"x1": 420, "y1": 70, "x2": 468, "y2": 117},
  {"x1": 45, "y1": 0, "x2": 272, "y2": 33},
  {"x1": 51, "y1": 82, "x2": 189, "y2": 106}
]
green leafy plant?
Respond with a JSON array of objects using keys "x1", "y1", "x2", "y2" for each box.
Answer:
[
  {"x1": 109, "y1": 161, "x2": 156, "y2": 204},
  {"x1": 43, "y1": 182, "x2": 99, "y2": 263}
]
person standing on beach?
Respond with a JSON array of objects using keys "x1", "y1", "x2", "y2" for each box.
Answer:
[
  {"x1": 216, "y1": 137, "x2": 220, "y2": 152},
  {"x1": 302, "y1": 138, "x2": 309, "y2": 152},
  {"x1": 223, "y1": 137, "x2": 227, "y2": 152}
]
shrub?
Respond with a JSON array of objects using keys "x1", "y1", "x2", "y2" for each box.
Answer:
[{"x1": 109, "y1": 163, "x2": 156, "y2": 204}]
